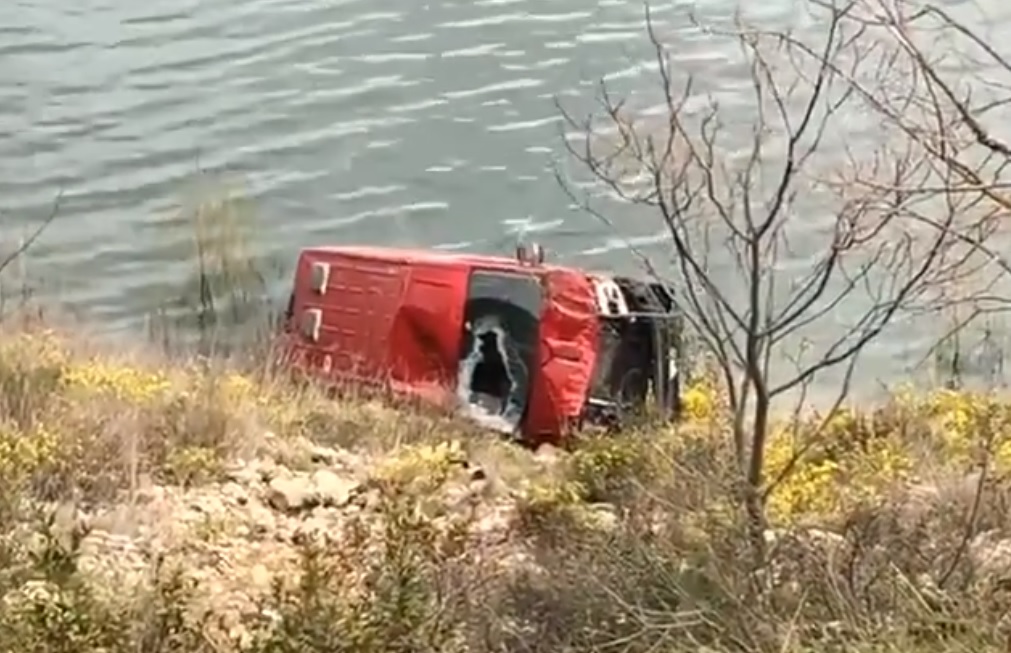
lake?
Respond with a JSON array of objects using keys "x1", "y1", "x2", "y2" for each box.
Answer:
[{"x1": 1, "y1": 0, "x2": 1008, "y2": 395}]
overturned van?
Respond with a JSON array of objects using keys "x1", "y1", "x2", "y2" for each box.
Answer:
[{"x1": 276, "y1": 243, "x2": 682, "y2": 447}]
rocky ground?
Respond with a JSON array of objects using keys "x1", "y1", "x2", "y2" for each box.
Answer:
[
  {"x1": 4, "y1": 432, "x2": 571, "y2": 649},
  {"x1": 10, "y1": 428, "x2": 1011, "y2": 652},
  {"x1": 4, "y1": 328, "x2": 1011, "y2": 650}
]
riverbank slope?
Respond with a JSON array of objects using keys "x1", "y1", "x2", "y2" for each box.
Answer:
[{"x1": 1, "y1": 322, "x2": 1009, "y2": 653}]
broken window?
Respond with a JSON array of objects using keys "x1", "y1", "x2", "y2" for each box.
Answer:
[{"x1": 456, "y1": 271, "x2": 542, "y2": 435}]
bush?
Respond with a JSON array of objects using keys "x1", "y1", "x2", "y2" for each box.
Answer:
[
  {"x1": 247, "y1": 490, "x2": 475, "y2": 653},
  {"x1": 0, "y1": 329, "x2": 1010, "y2": 652}
]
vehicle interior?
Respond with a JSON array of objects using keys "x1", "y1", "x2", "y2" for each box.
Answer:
[{"x1": 585, "y1": 276, "x2": 681, "y2": 426}]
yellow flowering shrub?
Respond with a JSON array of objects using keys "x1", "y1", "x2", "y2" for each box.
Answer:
[
  {"x1": 917, "y1": 388, "x2": 978, "y2": 464},
  {"x1": 164, "y1": 445, "x2": 225, "y2": 486},
  {"x1": 61, "y1": 359, "x2": 172, "y2": 403},
  {"x1": 681, "y1": 379, "x2": 718, "y2": 423},
  {"x1": 890, "y1": 388, "x2": 1011, "y2": 472},
  {"x1": 932, "y1": 390, "x2": 1011, "y2": 463},
  {"x1": 569, "y1": 434, "x2": 654, "y2": 502},
  {"x1": 0, "y1": 424, "x2": 60, "y2": 492},
  {"x1": 219, "y1": 372, "x2": 258, "y2": 403},
  {"x1": 0, "y1": 331, "x2": 270, "y2": 498},
  {"x1": 0, "y1": 419, "x2": 113, "y2": 510},
  {"x1": 754, "y1": 388, "x2": 1011, "y2": 524},
  {"x1": 762, "y1": 415, "x2": 914, "y2": 524},
  {"x1": 513, "y1": 474, "x2": 591, "y2": 536},
  {"x1": 763, "y1": 431, "x2": 842, "y2": 521},
  {"x1": 372, "y1": 440, "x2": 469, "y2": 494}
]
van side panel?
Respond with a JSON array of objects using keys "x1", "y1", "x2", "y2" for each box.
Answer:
[
  {"x1": 388, "y1": 263, "x2": 466, "y2": 390},
  {"x1": 524, "y1": 268, "x2": 599, "y2": 440}
]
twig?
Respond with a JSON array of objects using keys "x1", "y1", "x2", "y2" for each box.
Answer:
[{"x1": 0, "y1": 190, "x2": 63, "y2": 276}]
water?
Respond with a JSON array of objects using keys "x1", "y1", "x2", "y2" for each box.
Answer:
[{"x1": 1, "y1": 0, "x2": 1010, "y2": 396}]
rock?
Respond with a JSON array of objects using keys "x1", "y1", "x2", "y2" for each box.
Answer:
[
  {"x1": 309, "y1": 445, "x2": 337, "y2": 463},
  {"x1": 266, "y1": 476, "x2": 318, "y2": 513},
  {"x1": 225, "y1": 459, "x2": 284, "y2": 486},
  {"x1": 897, "y1": 471, "x2": 984, "y2": 523},
  {"x1": 586, "y1": 503, "x2": 619, "y2": 532},
  {"x1": 308, "y1": 445, "x2": 349, "y2": 466},
  {"x1": 246, "y1": 502, "x2": 277, "y2": 537},
  {"x1": 89, "y1": 504, "x2": 144, "y2": 538},
  {"x1": 311, "y1": 469, "x2": 359, "y2": 508},
  {"x1": 135, "y1": 484, "x2": 168, "y2": 505},
  {"x1": 473, "y1": 501, "x2": 515, "y2": 544},
  {"x1": 264, "y1": 469, "x2": 358, "y2": 513},
  {"x1": 534, "y1": 444, "x2": 562, "y2": 464},
  {"x1": 221, "y1": 482, "x2": 249, "y2": 506},
  {"x1": 970, "y1": 531, "x2": 1011, "y2": 578},
  {"x1": 351, "y1": 487, "x2": 383, "y2": 511},
  {"x1": 303, "y1": 442, "x2": 365, "y2": 475},
  {"x1": 444, "y1": 477, "x2": 493, "y2": 514},
  {"x1": 224, "y1": 464, "x2": 259, "y2": 486},
  {"x1": 249, "y1": 563, "x2": 273, "y2": 590},
  {"x1": 292, "y1": 515, "x2": 338, "y2": 545}
]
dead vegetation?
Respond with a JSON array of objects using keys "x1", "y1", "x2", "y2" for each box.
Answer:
[{"x1": 558, "y1": 0, "x2": 1011, "y2": 554}]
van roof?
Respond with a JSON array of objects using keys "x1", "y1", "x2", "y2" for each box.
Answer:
[{"x1": 300, "y1": 245, "x2": 570, "y2": 272}]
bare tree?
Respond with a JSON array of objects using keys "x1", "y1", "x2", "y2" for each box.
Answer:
[
  {"x1": 831, "y1": 0, "x2": 1011, "y2": 380},
  {"x1": 558, "y1": 0, "x2": 992, "y2": 549}
]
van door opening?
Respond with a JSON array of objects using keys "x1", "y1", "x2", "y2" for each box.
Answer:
[{"x1": 456, "y1": 270, "x2": 542, "y2": 435}]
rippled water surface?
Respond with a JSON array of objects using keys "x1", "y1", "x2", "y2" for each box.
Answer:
[{"x1": 2, "y1": 0, "x2": 1009, "y2": 390}]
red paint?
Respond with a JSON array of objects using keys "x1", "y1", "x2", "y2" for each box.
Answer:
[
  {"x1": 525, "y1": 268, "x2": 600, "y2": 444},
  {"x1": 279, "y1": 245, "x2": 601, "y2": 446}
]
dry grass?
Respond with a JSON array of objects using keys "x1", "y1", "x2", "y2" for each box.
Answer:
[
  {"x1": 0, "y1": 320, "x2": 471, "y2": 507},
  {"x1": 2, "y1": 187, "x2": 1010, "y2": 652},
  {"x1": 0, "y1": 322, "x2": 1010, "y2": 653}
]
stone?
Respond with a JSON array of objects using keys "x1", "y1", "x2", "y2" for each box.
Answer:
[
  {"x1": 294, "y1": 515, "x2": 332, "y2": 541},
  {"x1": 246, "y1": 502, "x2": 277, "y2": 535},
  {"x1": 586, "y1": 503, "x2": 619, "y2": 532},
  {"x1": 221, "y1": 482, "x2": 249, "y2": 506},
  {"x1": 311, "y1": 469, "x2": 359, "y2": 508},
  {"x1": 265, "y1": 476, "x2": 318, "y2": 513},
  {"x1": 474, "y1": 502, "x2": 514, "y2": 541},
  {"x1": 224, "y1": 462, "x2": 262, "y2": 486},
  {"x1": 308, "y1": 445, "x2": 342, "y2": 465},
  {"x1": 249, "y1": 563, "x2": 273, "y2": 590},
  {"x1": 534, "y1": 444, "x2": 564, "y2": 469},
  {"x1": 971, "y1": 531, "x2": 1011, "y2": 578}
]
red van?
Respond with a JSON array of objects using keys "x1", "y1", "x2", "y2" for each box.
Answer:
[{"x1": 276, "y1": 243, "x2": 682, "y2": 446}]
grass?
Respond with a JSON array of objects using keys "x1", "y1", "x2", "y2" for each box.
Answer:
[
  {"x1": 2, "y1": 324, "x2": 1011, "y2": 652},
  {"x1": 3, "y1": 191, "x2": 1011, "y2": 652}
]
